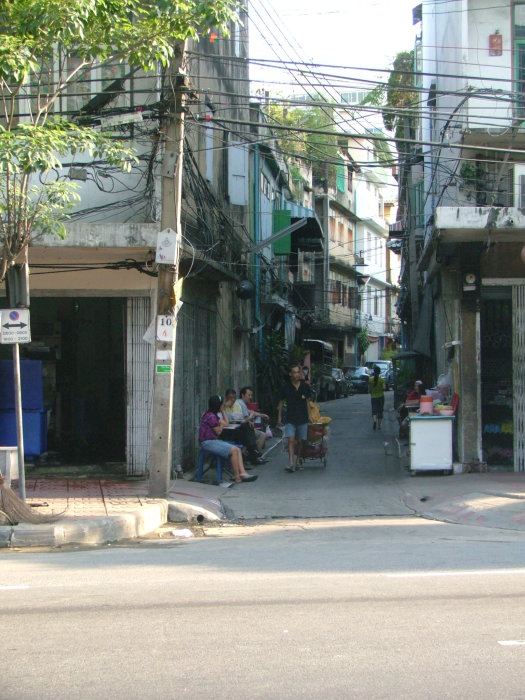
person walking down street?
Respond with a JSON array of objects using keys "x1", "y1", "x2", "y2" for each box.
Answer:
[
  {"x1": 370, "y1": 365, "x2": 386, "y2": 431},
  {"x1": 277, "y1": 364, "x2": 313, "y2": 472},
  {"x1": 199, "y1": 395, "x2": 257, "y2": 483}
]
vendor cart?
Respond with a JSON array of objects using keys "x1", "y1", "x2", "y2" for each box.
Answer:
[{"x1": 295, "y1": 422, "x2": 328, "y2": 468}]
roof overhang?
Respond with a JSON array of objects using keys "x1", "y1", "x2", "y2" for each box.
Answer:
[{"x1": 291, "y1": 216, "x2": 324, "y2": 252}]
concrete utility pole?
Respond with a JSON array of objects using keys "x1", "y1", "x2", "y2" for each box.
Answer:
[{"x1": 148, "y1": 41, "x2": 186, "y2": 498}]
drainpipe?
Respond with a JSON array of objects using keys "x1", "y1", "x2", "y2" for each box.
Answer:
[
  {"x1": 354, "y1": 183, "x2": 359, "y2": 363},
  {"x1": 323, "y1": 193, "x2": 330, "y2": 320},
  {"x1": 253, "y1": 144, "x2": 262, "y2": 354}
]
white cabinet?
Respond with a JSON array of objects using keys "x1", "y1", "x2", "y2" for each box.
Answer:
[{"x1": 409, "y1": 416, "x2": 454, "y2": 474}]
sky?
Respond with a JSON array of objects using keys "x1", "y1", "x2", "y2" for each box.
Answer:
[{"x1": 248, "y1": 0, "x2": 419, "y2": 96}]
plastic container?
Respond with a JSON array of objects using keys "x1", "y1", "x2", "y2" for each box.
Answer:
[{"x1": 419, "y1": 396, "x2": 434, "y2": 415}]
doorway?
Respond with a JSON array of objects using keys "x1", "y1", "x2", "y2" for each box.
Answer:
[
  {"x1": 19, "y1": 297, "x2": 126, "y2": 464},
  {"x1": 480, "y1": 293, "x2": 513, "y2": 467}
]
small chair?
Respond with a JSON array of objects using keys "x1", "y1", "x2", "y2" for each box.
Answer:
[
  {"x1": 196, "y1": 448, "x2": 225, "y2": 483},
  {"x1": 196, "y1": 443, "x2": 242, "y2": 484}
]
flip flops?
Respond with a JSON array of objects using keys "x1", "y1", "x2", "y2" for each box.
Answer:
[{"x1": 236, "y1": 474, "x2": 257, "y2": 483}]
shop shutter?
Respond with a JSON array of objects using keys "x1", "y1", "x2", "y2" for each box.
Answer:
[
  {"x1": 126, "y1": 296, "x2": 154, "y2": 476},
  {"x1": 173, "y1": 300, "x2": 217, "y2": 468},
  {"x1": 513, "y1": 285, "x2": 525, "y2": 471}
]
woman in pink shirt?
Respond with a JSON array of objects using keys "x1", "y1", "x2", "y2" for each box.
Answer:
[{"x1": 199, "y1": 395, "x2": 257, "y2": 483}]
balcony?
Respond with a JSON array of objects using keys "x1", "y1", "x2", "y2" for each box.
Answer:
[{"x1": 434, "y1": 206, "x2": 525, "y2": 244}]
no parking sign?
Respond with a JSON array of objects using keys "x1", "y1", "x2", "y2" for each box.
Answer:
[{"x1": 0, "y1": 308, "x2": 31, "y2": 344}]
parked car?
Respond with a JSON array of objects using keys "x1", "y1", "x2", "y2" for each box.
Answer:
[
  {"x1": 349, "y1": 366, "x2": 371, "y2": 394},
  {"x1": 331, "y1": 368, "x2": 350, "y2": 398},
  {"x1": 365, "y1": 360, "x2": 393, "y2": 390}
]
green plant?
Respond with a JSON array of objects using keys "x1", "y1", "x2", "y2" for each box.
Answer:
[
  {"x1": 357, "y1": 325, "x2": 370, "y2": 360},
  {"x1": 460, "y1": 161, "x2": 476, "y2": 183},
  {"x1": 256, "y1": 332, "x2": 289, "y2": 418},
  {"x1": 381, "y1": 348, "x2": 396, "y2": 361}
]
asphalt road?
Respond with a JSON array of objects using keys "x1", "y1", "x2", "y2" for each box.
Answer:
[{"x1": 2, "y1": 518, "x2": 525, "y2": 699}]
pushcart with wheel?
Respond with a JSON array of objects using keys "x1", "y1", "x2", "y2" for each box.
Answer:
[{"x1": 295, "y1": 422, "x2": 328, "y2": 468}]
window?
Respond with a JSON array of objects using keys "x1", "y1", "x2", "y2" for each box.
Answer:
[
  {"x1": 338, "y1": 220, "x2": 344, "y2": 246},
  {"x1": 232, "y1": 16, "x2": 241, "y2": 57},
  {"x1": 336, "y1": 162, "x2": 346, "y2": 192},
  {"x1": 515, "y1": 3, "x2": 525, "y2": 117},
  {"x1": 347, "y1": 167, "x2": 353, "y2": 192},
  {"x1": 514, "y1": 164, "x2": 525, "y2": 207},
  {"x1": 347, "y1": 226, "x2": 353, "y2": 251},
  {"x1": 260, "y1": 172, "x2": 270, "y2": 199},
  {"x1": 413, "y1": 181, "x2": 425, "y2": 228},
  {"x1": 329, "y1": 216, "x2": 336, "y2": 242},
  {"x1": 330, "y1": 279, "x2": 339, "y2": 304}
]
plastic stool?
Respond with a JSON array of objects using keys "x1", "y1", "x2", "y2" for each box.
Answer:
[{"x1": 197, "y1": 449, "x2": 224, "y2": 483}]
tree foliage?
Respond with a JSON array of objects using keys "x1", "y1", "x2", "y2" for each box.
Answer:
[
  {"x1": 265, "y1": 100, "x2": 340, "y2": 188},
  {"x1": 361, "y1": 50, "x2": 418, "y2": 153},
  {"x1": 256, "y1": 331, "x2": 289, "y2": 417},
  {"x1": 0, "y1": 0, "x2": 241, "y2": 281}
]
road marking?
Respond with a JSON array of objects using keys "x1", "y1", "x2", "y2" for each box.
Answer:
[
  {"x1": 0, "y1": 585, "x2": 30, "y2": 590},
  {"x1": 498, "y1": 640, "x2": 525, "y2": 646},
  {"x1": 387, "y1": 568, "x2": 525, "y2": 578}
]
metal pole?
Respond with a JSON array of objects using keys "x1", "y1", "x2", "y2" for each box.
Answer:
[{"x1": 12, "y1": 342, "x2": 26, "y2": 501}]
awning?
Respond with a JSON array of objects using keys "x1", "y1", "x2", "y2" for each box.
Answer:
[{"x1": 291, "y1": 216, "x2": 323, "y2": 252}]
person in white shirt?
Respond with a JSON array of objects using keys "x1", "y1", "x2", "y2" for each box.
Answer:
[
  {"x1": 238, "y1": 386, "x2": 269, "y2": 453},
  {"x1": 224, "y1": 389, "x2": 266, "y2": 465}
]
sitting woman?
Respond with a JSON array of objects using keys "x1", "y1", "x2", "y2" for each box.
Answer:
[
  {"x1": 199, "y1": 395, "x2": 257, "y2": 483},
  {"x1": 398, "y1": 380, "x2": 426, "y2": 438}
]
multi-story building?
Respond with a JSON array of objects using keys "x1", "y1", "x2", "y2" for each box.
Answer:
[
  {"x1": 1, "y1": 14, "x2": 257, "y2": 475},
  {"x1": 396, "y1": 1, "x2": 525, "y2": 470},
  {"x1": 309, "y1": 133, "x2": 399, "y2": 368}
]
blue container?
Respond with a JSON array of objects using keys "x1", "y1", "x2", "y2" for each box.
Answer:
[
  {"x1": 0, "y1": 359, "x2": 44, "y2": 410},
  {"x1": 0, "y1": 409, "x2": 48, "y2": 458}
]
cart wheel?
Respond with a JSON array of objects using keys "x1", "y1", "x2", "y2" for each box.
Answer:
[
  {"x1": 322, "y1": 454, "x2": 327, "y2": 468},
  {"x1": 409, "y1": 470, "x2": 416, "y2": 477}
]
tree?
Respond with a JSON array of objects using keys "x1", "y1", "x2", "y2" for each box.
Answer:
[
  {"x1": 0, "y1": 0, "x2": 241, "y2": 282},
  {"x1": 357, "y1": 325, "x2": 370, "y2": 362},
  {"x1": 361, "y1": 50, "x2": 418, "y2": 154},
  {"x1": 265, "y1": 100, "x2": 340, "y2": 189}
]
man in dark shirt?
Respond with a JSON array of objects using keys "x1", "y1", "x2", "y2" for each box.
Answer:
[{"x1": 277, "y1": 363, "x2": 312, "y2": 472}]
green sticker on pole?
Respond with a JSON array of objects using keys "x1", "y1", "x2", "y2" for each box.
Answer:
[{"x1": 156, "y1": 364, "x2": 171, "y2": 374}]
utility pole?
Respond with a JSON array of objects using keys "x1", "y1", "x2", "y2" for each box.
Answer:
[{"x1": 148, "y1": 41, "x2": 186, "y2": 497}]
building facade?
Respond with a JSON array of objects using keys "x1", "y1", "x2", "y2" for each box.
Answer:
[{"x1": 396, "y1": 0, "x2": 525, "y2": 470}]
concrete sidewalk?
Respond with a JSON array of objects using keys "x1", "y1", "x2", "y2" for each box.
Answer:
[
  {"x1": 0, "y1": 477, "x2": 227, "y2": 548},
  {"x1": 2, "y1": 468, "x2": 525, "y2": 549}
]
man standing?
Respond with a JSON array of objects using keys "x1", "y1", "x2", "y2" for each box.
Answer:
[{"x1": 277, "y1": 364, "x2": 312, "y2": 472}]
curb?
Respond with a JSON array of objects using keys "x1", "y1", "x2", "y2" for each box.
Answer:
[
  {"x1": 0, "y1": 501, "x2": 168, "y2": 548},
  {"x1": 167, "y1": 496, "x2": 226, "y2": 523}
]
